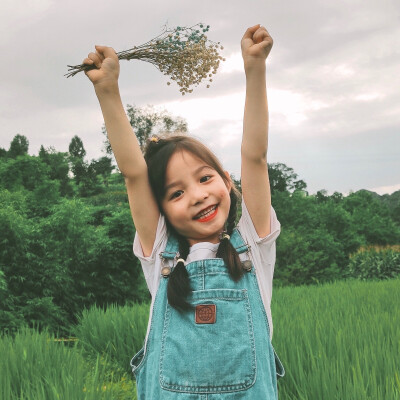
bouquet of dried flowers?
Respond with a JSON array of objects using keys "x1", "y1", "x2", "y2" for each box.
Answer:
[{"x1": 66, "y1": 22, "x2": 225, "y2": 95}]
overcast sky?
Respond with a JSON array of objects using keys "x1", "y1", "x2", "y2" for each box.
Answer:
[{"x1": 1, "y1": 0, "x2": 399, "y2": 196}]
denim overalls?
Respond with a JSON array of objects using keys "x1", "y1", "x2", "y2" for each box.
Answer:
[{"x1": 131, "y1": 228, "x2": 285, "y2": 399}]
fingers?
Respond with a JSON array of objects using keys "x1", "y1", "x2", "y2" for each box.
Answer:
[
  {"x1": 242, "y1": 25, "x2": 272, "y2": 44},
  {"x1": 82, "y1": 45, "x2": 117, "y2": 69},
  {"x1": 95, "y1": 45, "x2": 118, "y2": 60},
  {"x1": 254, "y1": 27, "x2": 273, "y2": 47},
  {"x1": 83, "y1": 57, "x2": 94, "y2": 66},
  {"x1": 86, "y1": 52, "x2": 103, "y2": 69},
  {"x1": 242, "y1": 24, "x2": 261, "y2": 40}
]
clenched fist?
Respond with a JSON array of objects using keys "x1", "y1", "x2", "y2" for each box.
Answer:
[{"x1": 241, "y1": 24, "x2": 273, "y2": 72}]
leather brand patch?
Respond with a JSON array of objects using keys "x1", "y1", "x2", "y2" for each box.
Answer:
[{"x1": 195, "y1": 304, "x2": 216, "y2": 324}]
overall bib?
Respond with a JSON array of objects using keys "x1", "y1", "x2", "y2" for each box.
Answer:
[{"x1": 131, "y1": 228, "x2": 285, "y2": 399}]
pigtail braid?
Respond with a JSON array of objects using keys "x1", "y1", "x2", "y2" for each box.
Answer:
[
  {"x1": 167, "y1": 232, "x2": 194, "y2": 312},
  {"x1": 216, "y1": 190, "x2": 243, "y2": 281}
]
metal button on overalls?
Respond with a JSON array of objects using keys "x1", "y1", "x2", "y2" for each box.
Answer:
[{"x1": 131, "y1": 228, "x2": 285, "y2": 399}]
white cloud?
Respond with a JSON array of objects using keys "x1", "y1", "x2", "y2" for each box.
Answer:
[
  {"x1": 155, "y1": 85, "x2": 333, "y2": 137},
  {"x1": 0, "y1": 0, "x2": 398, "y2": 196},
  {"x1": 219, "y1": 52, "x2": 243, "y2": 74},
  {"x1": 154, "y1": 93, "x2": 245, "y2": 130},
  {"x1": 333, "y1": 64, "x2": 355, "y2": 77},
  {"x1": 354, "y1": 93, "x2": 385, "y2": 102}
]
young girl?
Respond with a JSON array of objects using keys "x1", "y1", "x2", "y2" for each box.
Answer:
[{"x1": 83, "y1": 23, "x2": 285, "y2": 399}]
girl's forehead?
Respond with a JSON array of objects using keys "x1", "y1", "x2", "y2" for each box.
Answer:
[
  {"x1": 164, "y1": 150, "x2": 216, "y2": 188},
  {"x1": 167, "y1": 150, "x2": 211, "y2": 172}
]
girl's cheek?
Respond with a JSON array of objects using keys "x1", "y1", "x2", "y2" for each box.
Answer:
[{"x1": 220, "y1": 189, "x2": 229, "y2": 198}]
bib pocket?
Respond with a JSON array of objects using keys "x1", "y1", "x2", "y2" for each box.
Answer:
[
  {"x1": 160, "y1": 288, "x2": 256, "y2": 394},
  {"x1": 273, "y1": 347, "x2": 285, "y2": 380},
  {"x1": 130, "y1": 347, "x2": 144, "y2": 376}
]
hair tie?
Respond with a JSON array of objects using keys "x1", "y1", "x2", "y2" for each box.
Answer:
[
  {"x1": 176, "y1": 258, "x2": 185, "y2": 264},
  {"x1": 219, "y1": 232, "x2": 230, "y2": 241},
  {"x1": 150, "y1": 136, "x2": 159, "y2": 143}
]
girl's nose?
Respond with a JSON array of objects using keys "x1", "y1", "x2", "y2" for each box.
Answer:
[{"x1": 191, "y1": 186, "x2": 208, "y2": 205}]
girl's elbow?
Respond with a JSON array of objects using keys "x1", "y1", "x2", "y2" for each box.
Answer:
[{"x1": 241, "y1": 147, "x2": 268, "y2": 165}]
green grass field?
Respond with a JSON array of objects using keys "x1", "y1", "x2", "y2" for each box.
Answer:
[
  {"x1": 1, "y1": 278, "x2": 399, "y2": 399},
  {"x1": 272, "y1": 278, "x2": 400, "y2": 399}
]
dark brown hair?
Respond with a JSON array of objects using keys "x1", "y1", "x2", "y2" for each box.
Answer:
[{"x1": 144, "y1": 135, "x2": 243, "y2": 311}]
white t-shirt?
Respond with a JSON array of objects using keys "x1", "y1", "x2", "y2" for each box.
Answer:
[{"x1": 133, "y1": 199, "x2": 281, "y2": 342}]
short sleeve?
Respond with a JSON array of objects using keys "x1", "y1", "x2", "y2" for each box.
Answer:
[
  {"x1": 133, "y1": 213, "x2": 168, "y2": 297},
  {"x1": 238, "y1": 198, "x2": 281, "y2": 246},
  {"x1": 237, "y1": 198, "x2": 281, "y2": 339}
]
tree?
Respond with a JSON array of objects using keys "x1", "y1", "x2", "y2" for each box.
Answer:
[
  {"x1": 0, "y1": 155, "x2": 51, "y2": 192},
  {"x1": 342, "y1": 190, "x2": 400, "y2": 245},
  {"x1": 102, "y1": 104, "x2": 188, "y2": 154},
  {"x1": 268, "y1": 162, "x2": 307, "y2": 193},
  {"x1": 90, "y1": 156, "x2": 115, "y2": 186},
  {"x1": 8, "y1": 134, "x2": 29, "y2": 159},
  {"x1": 68, "y1": 136, "x2": 88, "y2": 186},
  {"x1": 38, "y1": 145, "x2": 74, "y2": 197},
  {"x1": 0, "y1": 148, "x2": 8, "y2": 158},
  {"x1": 68, "y1": 135, "x2": 86, "y2": 159}
]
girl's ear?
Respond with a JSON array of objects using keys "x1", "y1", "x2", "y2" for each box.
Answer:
[{"x1": 224, "y1": 170, "x2": 232, "y2": 192}]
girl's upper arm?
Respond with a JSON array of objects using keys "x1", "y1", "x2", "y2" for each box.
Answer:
[
  {"x1": 240, "y1": 156, "x2": 272, "y2": 238},
  {"x1": 125, "y1": 174, "x2": 160, "y2": 257}
]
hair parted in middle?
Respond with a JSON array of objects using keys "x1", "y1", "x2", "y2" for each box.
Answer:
[{"x1": 144, "y1": 135, "x2": 244, "y2": 312}]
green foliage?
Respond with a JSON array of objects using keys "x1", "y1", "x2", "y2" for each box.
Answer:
[
  {"x1": 69, "y1": 135, "x2": 86, "y2": 159},
  {"x1": 272, "y1": 191, "x2": 364, "y2": 286},
  {"x1": 0, "y1": 188, "x2": 148, "y2": 334},
  {"x1": 38, "y1": 145, "x2": 74, "y2": 197},
  {"x1": 76, "y1": 164, "x2": 105, "y2": 197},
  {"x1": 0, "y1": 129, "x2": 399, "y2": 337},
  {"x1": 268, "y1": 162, "x2": 307, "y2": 193},
  {"x1": 272, "y1": 278, "x2": 400, "y2": 399},
  {"x1": 3, "y1": 280, "x2": 399, "y2": 400},
  {"x1": 75, "y1": 303, "x2": 150, "y2": 374},
  {"x1": 380, "y1": 190, "x2": 400, "y2": 226},
  {"x1": 346, "y1": 248, "x2": 400, "y2": 280},
  {"x1": 7, "y1": 134, "x2": 29, "y2": 159},
  {"x1": 0, "y1": 154, "x2": 51, "y2": 192},
  {"x1": 342, "y1": 190, "x2": 399, "y2": 245},
  {"x1": 26, "y1": 179, "x2": 62, "y2": 218},
  {"x1": 0, "y1": 327, "x2": 126, "y2": 399}
]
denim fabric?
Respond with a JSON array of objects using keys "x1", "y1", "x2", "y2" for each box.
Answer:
[{"x1": 131, "y1": 228, "x2": 285, "y2": 399}]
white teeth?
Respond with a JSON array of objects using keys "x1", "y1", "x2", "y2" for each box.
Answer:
[{"x1": 195, "y1": 205, "x2": 216, "y2": 219}]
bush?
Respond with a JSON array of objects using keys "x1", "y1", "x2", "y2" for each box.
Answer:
[{"x1": 346, "y1": 248, "x2": 400, "y2": 280}]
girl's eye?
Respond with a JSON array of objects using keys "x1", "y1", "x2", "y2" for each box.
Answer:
[
  {"x1": 200, "y1": 175, "x2": 211, "y2": 183},
  {"x1": 170, "y1": 190, "x2": 183, "y2": 200}
]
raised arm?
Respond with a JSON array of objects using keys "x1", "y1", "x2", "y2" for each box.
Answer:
[
  {"x1": 83, "y1": 46, "x2": 160, "y2": 256},
  {"x1": 240, "y1": 25, "x2": 274, "y2": 238}
]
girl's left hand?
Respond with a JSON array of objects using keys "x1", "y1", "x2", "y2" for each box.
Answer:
[{"x1": 241, "y1": 24, "x2": 273, "y2": 72}]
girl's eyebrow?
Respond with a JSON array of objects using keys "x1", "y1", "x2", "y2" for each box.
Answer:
[{"x1": 164, "y1": 165, "x2": 213, "y2": 192}]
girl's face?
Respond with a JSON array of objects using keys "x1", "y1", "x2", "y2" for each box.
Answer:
[{"x1": 161, "y1": 150, "x2": 231, "y2": 246}]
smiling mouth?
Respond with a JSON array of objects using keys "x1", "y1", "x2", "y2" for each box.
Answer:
[{"x1": 193, "y1": 205, "x2": 218, "y2": 222}]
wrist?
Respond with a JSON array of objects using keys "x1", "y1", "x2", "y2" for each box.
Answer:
[
  {"x1": 94, "y1": 80, "x2": 120, "y2": 97},
  {"x1": 244, "y1": 60, "x2": 266, "y2": 74},
  {"x1": 245, "y1": 63, "x2": 266, "y2": 80}
]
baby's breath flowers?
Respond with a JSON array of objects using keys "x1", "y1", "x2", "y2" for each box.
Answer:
[{"x1": 66, "y1": 23, "x2": 226, "y2": 95}]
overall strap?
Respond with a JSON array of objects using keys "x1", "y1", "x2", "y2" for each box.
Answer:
[
  {"x1": 160, "y1": 227, "x2": 250, "y2": 260},
  {"x1": 160, "y1": 234, "x2": 180, "y2": 260},
  {"x1": 229, "y1": 228, "x2": 250, "y2": 254}
]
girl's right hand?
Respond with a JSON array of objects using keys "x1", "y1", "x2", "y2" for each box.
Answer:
[{"x1": 82, "y1": 45, "x2": 120, "y2": 88}]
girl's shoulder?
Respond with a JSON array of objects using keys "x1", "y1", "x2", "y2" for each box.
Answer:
[{"x1": 238, "y1": 198, "x2": 281, "y2": 247}]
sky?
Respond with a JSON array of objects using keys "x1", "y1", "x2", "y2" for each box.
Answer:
[{"x1": 0, "y1": 0, "x2": 399, "y2": 196}]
